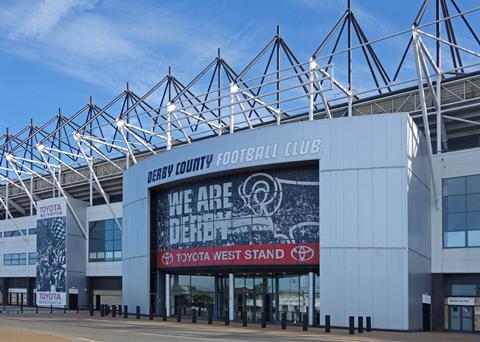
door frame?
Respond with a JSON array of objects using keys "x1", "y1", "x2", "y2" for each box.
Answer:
[{"x1": 448, "y1": 305, "x2": 474, "y2": 332}]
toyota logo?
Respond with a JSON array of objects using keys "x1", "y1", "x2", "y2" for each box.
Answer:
[
  {"x1": 161, "y1": 252, "x2": 173, "y2": 265},
  {"x1": 291, "y1": 245, "x2": 315, "y2": 262}
]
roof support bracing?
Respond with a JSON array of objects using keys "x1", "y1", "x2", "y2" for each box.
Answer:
[
  {"x1": 0, "y1": 196, "x2": 29, "y2": 246},
  {"x1": 413, "y1": 27, "x2": 440, "y2": 208},
  {"x1": 395, "y1": 0, "x2": 480, "y2": 80},
  {"x1": 312, "y1": 0, "x2": 391, "y2": 98},
  {"x1": 309, "y1": 58, "x2": 332, "y2": 120},
  {"x1": 0, "y1": 3, "x2": 479, "y2": 218},
  {"x1": 74, "y1": 135, "x2": 122, "y2": 232},
  {"x1": 37, "y1": 147, "x2": 87, "y2": 238},
  {"x1": 7, "y1": 198, "x2": 25, "y2": 215}
]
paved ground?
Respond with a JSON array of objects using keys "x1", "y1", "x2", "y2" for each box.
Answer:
[{"x1": 0, "y1": 308, "x2": 478, "y2": 342}]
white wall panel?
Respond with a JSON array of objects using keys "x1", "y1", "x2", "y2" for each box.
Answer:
[
  {"x1": 358, "y1": 169, "x2": 373, "y2": 247},
  {"x1": 372, "y1": 169, "x2": 388, "y2": 247},
  {"x1": 386, "y1": 167, "x2": 406, "y2": 248},
  {"x1": 357, "y1": 249, "x2": 374, "y2": 317},
  {"x1": 87, "y1": 261, "x2": 122, "y2": 277},
  {"x1": 319, "y1": 113, "x2": 428, "y2": 330},
  {"x1": 122, "y1": 197, "x2": 149, "y2": 313},
  {"x1": 86, "y1": 203, "x2": 122, "y2": 222},
  {"x1": 372, "y1": 249, "x2": 388, "y2": 328},
  {"x1": 343, "y1": 171, "x2": 358, "y2": 248}
]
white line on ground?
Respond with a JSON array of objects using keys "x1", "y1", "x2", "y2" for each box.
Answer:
[
  {"x1": 76, "y1": 338, "x2": 98, "y2": 342},
  {"x1": 136, "y1": 332, "x2": 214, "y2": 340}
]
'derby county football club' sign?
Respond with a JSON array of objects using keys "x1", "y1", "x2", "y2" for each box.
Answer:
[
  {"x1": 147, "y1": 138, "x2": 321, "y2": 185},
  {"x1": 155, "y1": 166, "x2": 319, "y2": 268}
]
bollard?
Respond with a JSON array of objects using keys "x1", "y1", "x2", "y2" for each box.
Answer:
[
  {"x1": 261, "y1": 311, "x2": 266, "y2": 328},
  {"x1": 242, "y1": 311, "x2": 247, "y2": 327},
  {"x1": 118, "y1": 304, "x2": 122, "y2": 316},
  {"x1": 192, "y1": 308, "x2": 197, "y2": 323},
  {"x1": 89, "y1": 304, "x2": 94, "y2": 316},
  {"x1": 124, "y1": 305, "x2": 128, "y2": 319},
  {"x1": 136, "y1": 306, "x2": 140, "y2": 319},
  {"x1": 101, "y1": 304, "x2": 105, "y2": 317},
  {"x1": 64, "y1": 305, "x2": 67, "y2": 314},
  {"x1": 36, "y1": 305, "x2": 39, "y2": 314},
  {"x1": 302, "y1": 314, "x2": 308, "y2": 331},
  {"x1": 20, "y1": 302, "x2": 23, "y2": 314},
  {"x1": 76, "y1": 304, "x2": 79, "y2": 314},
  {"x1": 207, "y1": 307, "x2": 212, "y2": 324},
  {"x1": 281, "y1": 311, "x2": 287, "y2": 329},
  {"x1": 325, "y1": 315, "x2": 330, "y2": 332},
  {"x1": 149, "y1": 306, "x2": 153, "y2": 320},
  {"x1": 366, "y1": 316, "x2": 371, "y2": 332},
  {"x1": 176, "y1": 307, "x2": 181, "y2": 322},
  {"x1": 112, "y1": 305, "x2": 116, "y2": 318},
  {"x1": 50, "y1": 305, "x2": 53, "y2": 314},
  {"x1": 163, "y1": 307, "x2": 167, "y2": 321},
  {"x1": 224, "y1": 310, "x2": 229, "y2": 326},
  {"x1": 349, "y1": 316, "x2": 354, "y2": 335},
  {"x1": 358, "y1": 316, "x2": 363, "y2": 333},
  {"x1": 106, "y1": 305, "x2": 110, "y2": 316}
]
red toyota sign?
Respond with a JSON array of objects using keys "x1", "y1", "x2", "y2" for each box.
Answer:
[{"x1": 157, "y1": 242, "x2": 319, "y2": 268}]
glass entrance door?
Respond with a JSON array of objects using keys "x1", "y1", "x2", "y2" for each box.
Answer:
[
  {"x1": 461, "y1": 306, "x2": 474, "y2": 331},
  {"x1": 449, "y1": 306, "x2": 474, "y2": 332},
  {"x1": 235, "y1": 276, "x2": 269, "y2": 322}
]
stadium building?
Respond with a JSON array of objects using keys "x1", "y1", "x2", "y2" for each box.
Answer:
[{"x1": 1, "y1": 1, "x2": 480, "y2": 333}]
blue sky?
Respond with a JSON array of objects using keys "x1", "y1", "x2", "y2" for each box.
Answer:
[{"x1": 0, "y1": 0, "x2": 479, "y2": 134}]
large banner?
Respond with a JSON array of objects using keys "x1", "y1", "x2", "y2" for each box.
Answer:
[
  {"x1": 36, "y1": 199, "x2": 67, "y2": 307},
  {"x1": 155, "y1": 166, "x2": 319, "y2": 268}
]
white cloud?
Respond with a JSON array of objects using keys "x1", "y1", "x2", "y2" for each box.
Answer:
[
  {"x1": 0, "y1": 0, "x2": 256, "y2": 97},
  {"x1": 4, "y1": 0, "x2": 97, "y2": 39}
]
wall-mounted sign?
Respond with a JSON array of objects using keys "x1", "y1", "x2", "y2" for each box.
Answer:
[
  {"x1": 422, "y1": 294, "x2": 431, "y2": 304},
  {"x1": 8, "y1": 288, "x2": 27, "y2": 293},
  {"x1": 155, "y1": 166, "x2": 319, "y2": 268},
  {"x1": 447, "y1": 297, "x2": 474, "y2": 306},
  {"x1": 36, "y1": 198, "x2": 67, "y2": 308},
  {"x1": 68, "y1": 288, "x2": 78, "y2": 294},
  {"x1": 147, "y1": 139, "x2": 322, "y2": 185}
]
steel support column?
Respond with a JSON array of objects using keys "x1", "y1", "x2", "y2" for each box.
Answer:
[
  {"x1": 228, "y1": 273, "x2": 234, "y2": 321},
  {"x1": 308, "y1": 272, "x2": 314, "y2": 326},
  {"x1": 165, "y1": 273, "x2": 170, "y2": 317}
]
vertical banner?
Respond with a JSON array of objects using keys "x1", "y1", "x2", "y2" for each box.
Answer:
[{"x1": 36, "y1": 198, "x2": 67, "y2": 307}]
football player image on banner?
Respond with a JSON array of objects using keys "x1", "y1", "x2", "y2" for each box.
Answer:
[
  {"x1": 155, "y1": 166, "x2": 319, "y2": 268},
  {"x1": 36, "y1": 200, "x2": 67, "y2": 307}
]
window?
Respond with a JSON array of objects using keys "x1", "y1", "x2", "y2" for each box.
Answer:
[
  {"x1": 3, "y1": 254, "x2": 11, "y2": 265},
  {"x1": 28, "y1": 228, "x2": 37, "y2": 235},
  {"x1": 3, "y1": 253, "x2": 27, "y2": 266},
  {"x1": 3, "y1": 229, "x2": 27, "y2": 238},
  {"x1": 28, "y1": 252, "x2": 37, "y2": 265},
  {"x1": 89, "y1": 218, "x2": 122, "y2": 262},
  {"x1": 443, "y1": 175, "x2": 480, "y2": 248},
  {"x1": 446, "y1": 282, "x2": 480, "y2": 297},
  {"x1": 3, "y1": 230, "x2": 20, "y2": 238}
]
